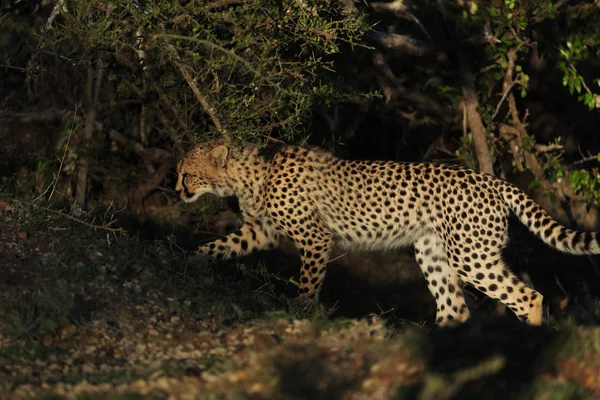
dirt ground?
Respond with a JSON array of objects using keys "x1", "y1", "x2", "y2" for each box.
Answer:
[{"x1": 1, "y1": 198, "x2": 600, "y2": 400}]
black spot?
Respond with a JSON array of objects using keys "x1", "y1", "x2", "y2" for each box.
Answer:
[
  {"x1": 584, "y1": 232, "x2": 595, "y2": 251},
  {"x1": 258, "y1": 143, "x2": 287, "y2": 161},
  {"x1": 571, "y1": 231, "x2": 584, "y2": 249}
]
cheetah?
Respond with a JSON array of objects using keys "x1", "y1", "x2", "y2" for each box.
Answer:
[{"x1": 175, "y1": 140, "x2": 600, "y2": 326}]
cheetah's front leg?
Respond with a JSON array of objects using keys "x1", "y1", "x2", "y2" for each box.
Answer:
[
  {"x1": 198, "y1": 220, "x2": 279, "y2": 260},
  {"x1": 282, "y1": 221, "x2": 333, "y2": 305}
]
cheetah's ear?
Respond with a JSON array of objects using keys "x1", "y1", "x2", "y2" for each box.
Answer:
[{"x1": 207, "y1": 145, "x2": 229, "y2": 168}]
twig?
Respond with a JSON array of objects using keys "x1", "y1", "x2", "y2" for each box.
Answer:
[
  {"x1": 205, "y1": 0, "x2": 244, "y2": 9},
  {"x1": 570, "y1": 154, "x2": 599, "y2": 167},
  {"x1": 49, "y1": 108, "x2": 77, "y2": 201},
  {"x1": 370, "y1": 1, "x2": 433, "y2": 42},
  {"x1": 0, "y1": 64, "x2": 27, "y2": 72},
  {"x1": 0, "y1": 110, "x2": 69, "y2": 123},
  {"x1": 553, "y1": 0, "x2": 571, "y2": 9},
  {"x1": 327, "y1": 251, "x2": 349, "y2": 264},
  {"x1": 419, "y1": 356, "x2": 505, "y2": 400},
  {"x1": 534, "y1": 143, "x2": 563, "y2": 153},
  {"x1": 108, "y1": 129, "x2": 175, "y2": 208},
  {"x1": 462, "y1": 101, "x2": 467, "y2": 139},
  {"x1": 155, "y1": 107, "x2": 184, "y2": 157},
  {"x1": 491, "y1": 72, "x2": 520, "y2": 120},
  {"x1": 37, "y1": 206, "x2": 125, "y2": 233},
  {"x1": 134, "y1": 160, "x2": 175, "y2": 207},
  {"x1": 45, "y1": 0, "x2": 68, "y2": 30}
]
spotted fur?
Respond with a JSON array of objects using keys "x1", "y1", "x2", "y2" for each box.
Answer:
[{"x1": 175, "y1": 140, "x2": 600, "y2": 326}]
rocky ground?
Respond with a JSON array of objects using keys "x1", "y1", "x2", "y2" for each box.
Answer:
[{"x1": 1, "y1": 198, "x2": 600, "y2": 399}]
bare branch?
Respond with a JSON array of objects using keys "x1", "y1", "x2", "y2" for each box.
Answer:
[
  {"x1": 372, "y1": 52, "x2": 454, "y2": 122},
  {"x1": 38, "y1": 206, "x2": 125, "y2": 234},
  {"x1": 109, "y1": 130, "x2": 173, "y2": 165},
  {"x1": 570, "y1": 155, "x2": 599, "y2": 167},
  {"x1": 535, "y1": 143, "x2": 563, "y2": 153},
  {"x1": 75, "y1": 60, "x2": 103, "y2": 207},
  {"x1": 369, "y1": 31, "x2": 435, "y2": 57},
  {"x1": 108, "y1": 129, "x2": 175, "y2": 207},
  {"x1": 176, "y1": 63, "x2": 233, "y2": 144},
  {"x1": 553, "y1": 0, "x2": 572, "y2": 10},
  {"x1": 371, "y1": 0, "x2": 433, "y2": 41},
  {"x1": 205, "y1": 0, "x2": 245, "y2": 10},
  {"x1": 46, "y1": 0, "x2": 68, "y2": 30},
  {"x1": 134, "y1": 161, "x2": 174, "y2": 206},
  {"x1": 0, "y1": 110, "x2": 69, "y2": 123},
  {"x1": 371, "y1": 0, "x2": 409, "y2": 15},
  {"x1": 458, "y1": 54, "x2": 494, "y2": 175}
]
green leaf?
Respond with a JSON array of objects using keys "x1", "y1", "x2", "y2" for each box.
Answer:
[
  {"x1": 574, "y1": 78, "x2": 582, "y2": 94},
  {"x1": 529, "y1": 179, "x2": 540, "y2": 189}
]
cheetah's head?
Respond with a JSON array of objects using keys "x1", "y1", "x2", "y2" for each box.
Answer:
[{"x1": 175, "y1": 142, "x2": 232, "y2": 203}]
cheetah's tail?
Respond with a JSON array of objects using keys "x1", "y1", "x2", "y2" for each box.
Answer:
[{"x1": 499, "y1": 181, "x2": 600, "y2": 255}]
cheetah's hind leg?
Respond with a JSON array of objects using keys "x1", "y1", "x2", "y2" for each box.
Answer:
[
  {"x1": 448, "y1": 254, "x2": 544, "y2": 326},
  {"x1": 414, "y1": 233, "x2": 471, "y2": 326}
]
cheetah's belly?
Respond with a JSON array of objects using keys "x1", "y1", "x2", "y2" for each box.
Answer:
[{"x1": 320, "y1": 209, "x2": 432, "y2": 252}]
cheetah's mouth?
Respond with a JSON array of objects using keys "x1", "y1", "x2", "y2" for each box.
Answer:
[
  {"x1": 181, "y1": 187, "x2": 193, "y2": 199},
  {"x1": 180, "y1": 188, "x2": 208, "y2": 203}
]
